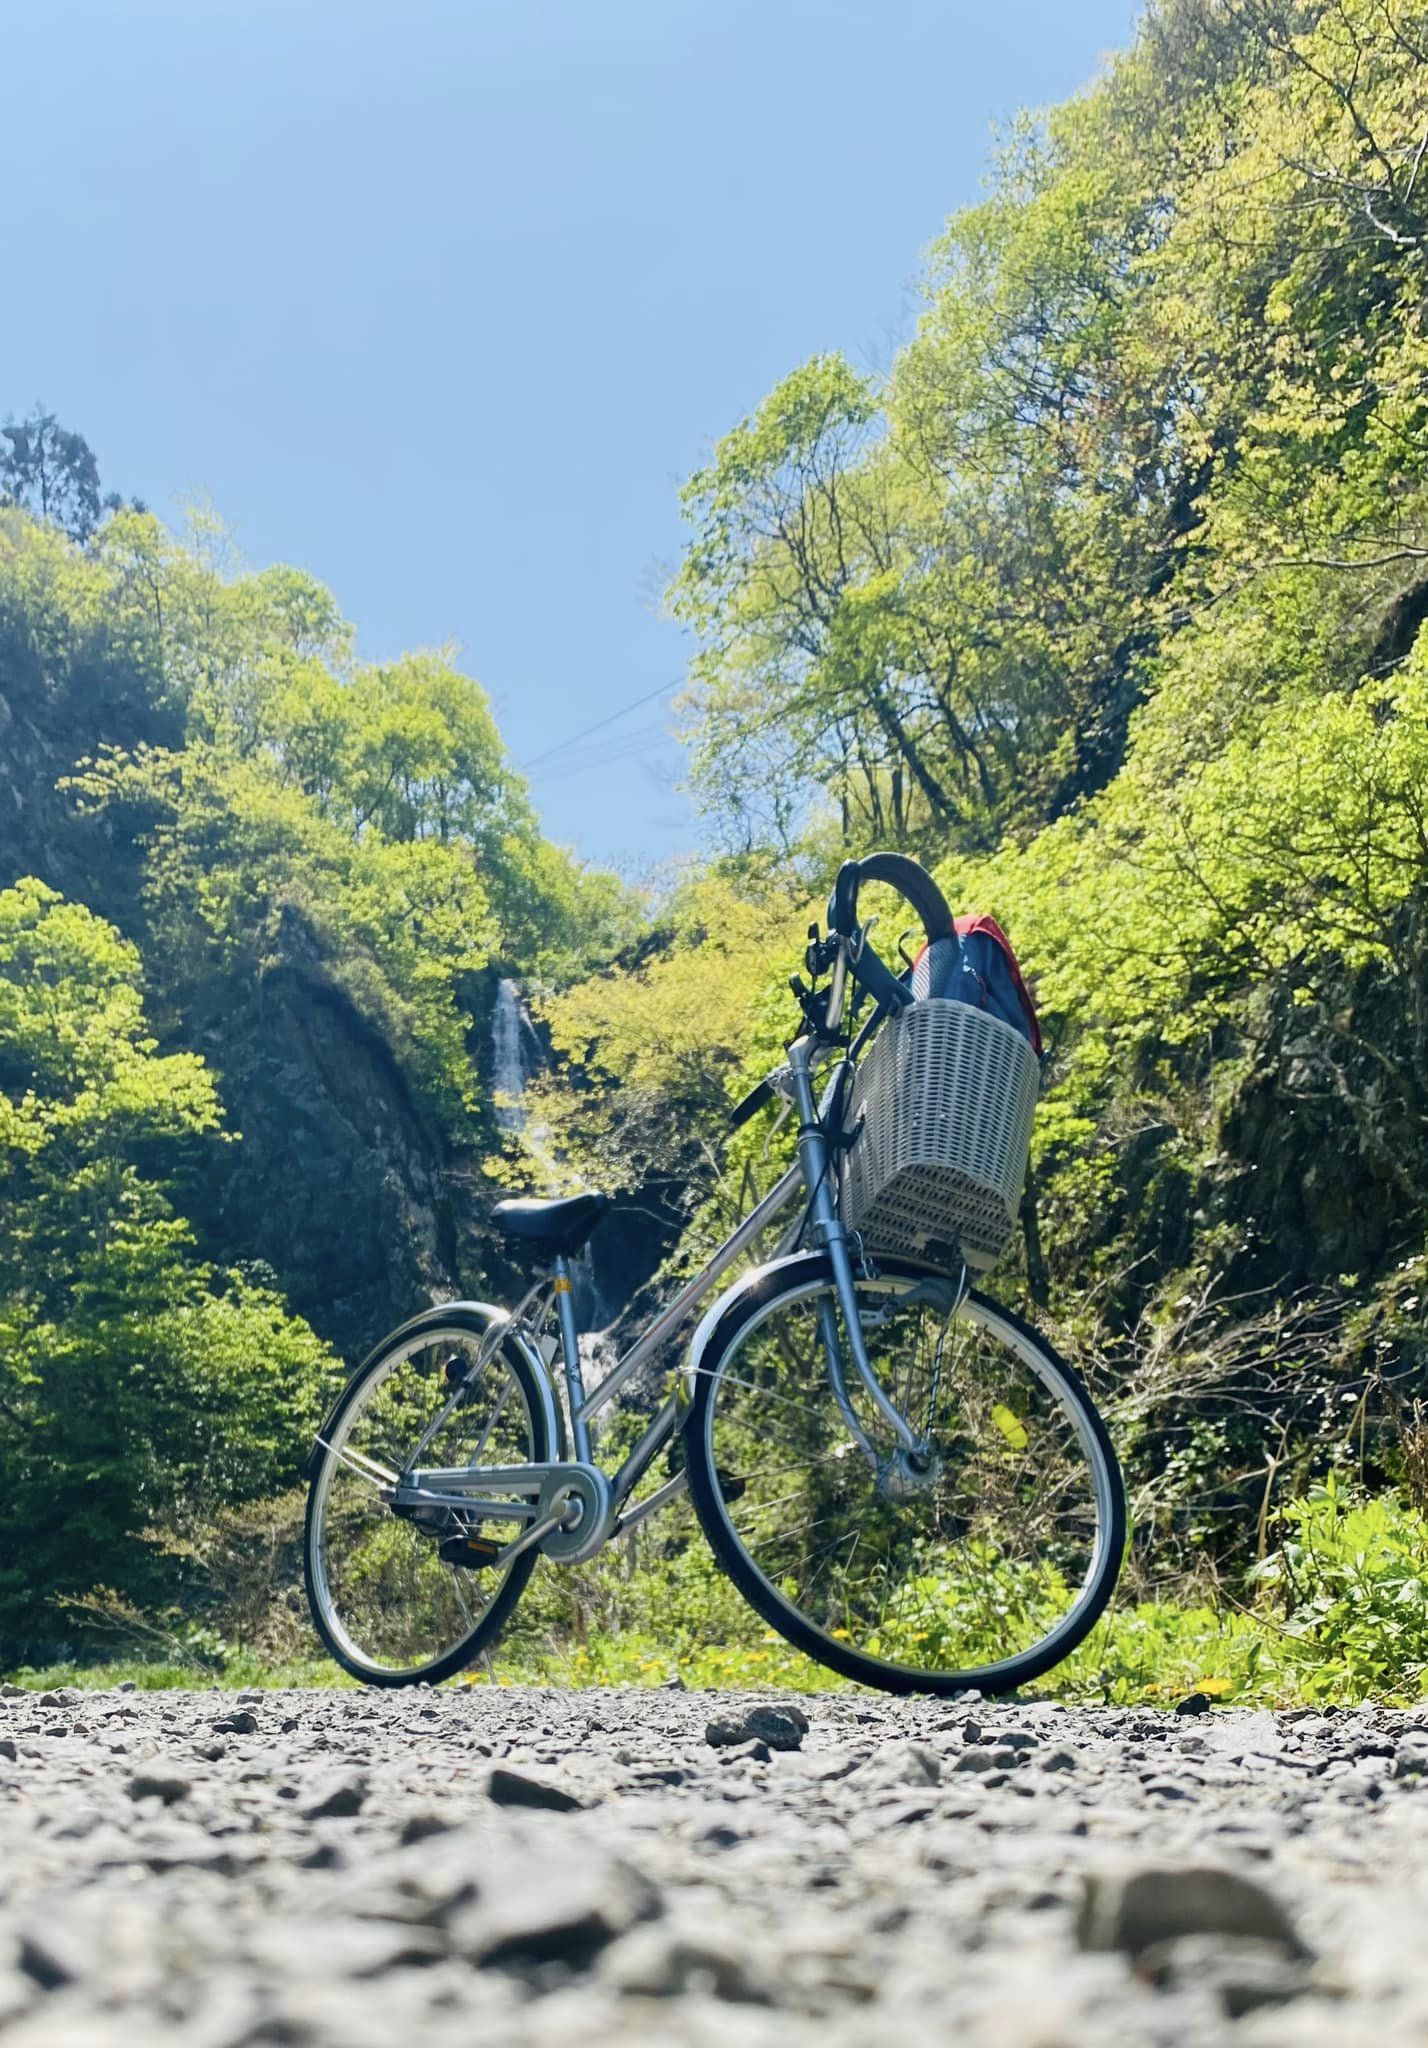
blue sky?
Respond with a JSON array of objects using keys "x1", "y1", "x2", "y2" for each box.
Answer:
[{"x1": 5, "y1": 0, "x2": 1139, "y2": 876}]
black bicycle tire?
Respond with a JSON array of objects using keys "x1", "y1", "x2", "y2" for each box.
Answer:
[
  {"x1": 303, "y1": 1306, "x2": 552, "y2": 1688},
  {"x1": 684, "y1": 1252, "x2": 1125, "y2": 1697}
]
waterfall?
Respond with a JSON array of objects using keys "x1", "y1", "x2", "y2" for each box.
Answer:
[{"x1": 491, "y1": 978, "x2": 531, "y2": 1133}]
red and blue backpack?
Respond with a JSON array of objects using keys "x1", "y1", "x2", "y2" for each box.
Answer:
[{"x1": 910, "y1": 913, "x2": 1043, "y2": 1056}]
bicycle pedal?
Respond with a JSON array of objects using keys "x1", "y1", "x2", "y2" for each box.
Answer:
[{"x1": 438, "y1": 1533, "x2": 503, "y2": 1569}]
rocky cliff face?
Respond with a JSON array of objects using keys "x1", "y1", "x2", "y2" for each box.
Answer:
[{"x1": 0, "y1": 657, "x2": 471, "y2": 1363}]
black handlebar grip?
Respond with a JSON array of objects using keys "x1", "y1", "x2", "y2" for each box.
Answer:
[
  {"x1": 829, "y1": 859, "x2": 863, "y2": 937},
  {"x1": 827, "y1": 851, "x2": 955, "y2": 944},
  {"x1": 729, "y1": 1077, "x2": 775, "y2": 1129},
  {"x1": 853, "y1": 851, "x2": 956, "y2": 942}
]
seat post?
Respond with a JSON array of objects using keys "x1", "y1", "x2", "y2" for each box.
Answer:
[{"x1": 552, "y1": 1254, "x2": 592, "y2": 1461}]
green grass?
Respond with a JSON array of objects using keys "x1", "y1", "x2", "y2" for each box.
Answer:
[
  {"x1": 10, "y1": 1483, "x2": 1427, "y2": 1706},
  {"x1": 3, "y1": 1597, "x2": 1417, "y2": 1705}
]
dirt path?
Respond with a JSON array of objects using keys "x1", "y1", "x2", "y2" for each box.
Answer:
[{"x1": 2, "y1": 1683, "x2": 1426, "y2": 2045}]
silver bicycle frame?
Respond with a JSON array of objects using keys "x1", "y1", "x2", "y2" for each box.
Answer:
[{"x1": 389, "y1": 1018, "x2": 920, "y2": 1562}]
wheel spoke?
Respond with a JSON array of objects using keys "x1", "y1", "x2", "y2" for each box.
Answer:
[
  {"x1": 307, "y1": 1324, "x2": 543, "y2": 1682},
  {"x1": 692, "y1": 1267, "x2": 1121, "y2": 1691}
]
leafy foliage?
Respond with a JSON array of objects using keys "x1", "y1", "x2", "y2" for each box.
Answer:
[{"x1": 0, "y1": 880, "x2": 337, "y2": 1659}]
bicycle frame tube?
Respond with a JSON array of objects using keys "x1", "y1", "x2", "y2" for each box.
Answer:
[
  {"x1": 568, "y1": 1160, "x2": 804, "y2": 1430},
  {"x1": 785, "y1": 1035, "x2": 921, "y2": 1455},
  {"x1": 386, "y1": 1171, "x2": 804, "y2": 1534},
  {"x1": 386, "y1": 1031, "x2": 921, "y2": 1548}
]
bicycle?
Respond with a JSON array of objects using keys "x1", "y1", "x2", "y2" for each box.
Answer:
[{"x1": 304, "y1": 852, "x2": 1125, "y2": 1694}]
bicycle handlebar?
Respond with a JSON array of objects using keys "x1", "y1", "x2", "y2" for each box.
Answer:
[
  {"x1": 729, "y1": 1076, "x2": 775, "y2": 1129},
  {"x1": 730, "y1": 854, "x2": 957, "y2": 1129},
  {"x1": 828, "y1": 851, "x2": 956, "y2": 944},
  {"x1": 828, "y1": 851, "x2": 956, "y2": 1017}
]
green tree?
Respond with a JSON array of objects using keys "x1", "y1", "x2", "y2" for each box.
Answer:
[
  {"x1": 0, "y1": 879, "x2": 335, "y2": 1658},
  {"x1": 0, "y1": 407, "x2": 105, "y2": 542}
]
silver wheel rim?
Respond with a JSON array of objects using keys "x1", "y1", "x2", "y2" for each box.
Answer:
[
  {"x1": 309, "y1": 1324, "x2": 537, "y2": 1679},
  {"x1": 699, "y1": 1275, "x2": 1117, "y2": 1687}
]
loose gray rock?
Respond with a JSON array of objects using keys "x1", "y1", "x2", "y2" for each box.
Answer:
[
  {"x1": 1139, "y1": 1933, "x2": 1316, "y2": 2017},
  {"x1": 852, "y1": 1740, "x2": 941, "y2": 1789},
  {"x1": 1077, "y1": 1865, "x2": 1309, "y2": 1960},
  {"x1": 301, "y1": 1771, "x2": 368, "y2": 1819},
  {"x1": 126, "y1": 1770, "x2": 192, "y2": 1806},
  {"x1": 704, "y1": 1703, "x2": 807, "y2": 1752},
  {"x1": 450, "y1": 1842, "x2": 657, "y2": 1968},
  {"x1": 487, "y1": 1765, "x2": 582, "y2": 1812},
  {"x1": 601, "y1": 1922, "x2": 775, "y2": 2002}
]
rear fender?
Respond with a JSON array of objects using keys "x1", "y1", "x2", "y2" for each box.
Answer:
[{"x1": 306, "y1": 1300, "x2": 561, "y2": 1478}]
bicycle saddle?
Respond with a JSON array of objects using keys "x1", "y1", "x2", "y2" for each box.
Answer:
[{"x1": 492, "y1": 1192, "x2": 610, "y2": 1254}]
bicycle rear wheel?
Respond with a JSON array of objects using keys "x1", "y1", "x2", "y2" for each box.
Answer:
[
  {"x1": 304, "y1": 1308, "x2": 552, "y2": 1686},
  {"x1": 685, "y1": 1253, "x2": 1123, "y2": 1695}
]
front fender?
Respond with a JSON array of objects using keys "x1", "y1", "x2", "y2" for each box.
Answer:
[
  {"x1": 681, "y1": 1250, "x2": 832, "y2": 1408},
  {"x1": 306, "y1": 1298, "x2": 561, "y2": 1477}
]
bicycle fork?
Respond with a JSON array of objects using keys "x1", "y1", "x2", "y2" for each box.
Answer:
[{"x1": 786, "y1": 1036, "x2": 923, "y2": 1466}]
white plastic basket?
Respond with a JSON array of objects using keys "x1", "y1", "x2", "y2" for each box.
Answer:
[{"x1": 841, "y1": 998, "x2": 1039, "y2": 1272}]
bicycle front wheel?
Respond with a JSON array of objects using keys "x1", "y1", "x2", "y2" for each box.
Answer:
[{"x1": 685, "y1": 1253, "x2": 1123, "y2": 1695}]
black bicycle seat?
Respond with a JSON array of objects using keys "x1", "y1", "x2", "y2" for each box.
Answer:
[{"x1": 492, "y1": 1192, "x2": 610, "y2": 1255}]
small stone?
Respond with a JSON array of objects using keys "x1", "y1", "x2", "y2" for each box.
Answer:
[
  {"x1": 1174, "y1": 1692, "x2": 1213, "y2": 1716},
  {"x1": 487, "y1": 1765, "x2": 582, "y2": 1812},
  {"x1": 0, "y1": 1739, "x2": 16, "y2": 1763},
  {"x1": 704, "y1": 1703, "x2": 806, "y2": 1752},
  {"x1": 399, "y1": 1810, "x2": 458, "y2": 1846},
  {"x1": 451, "y1": 1843, "x2": 656, "y2": 1968},
  {"x1": 1040, "y1": 1749, "x2": 1077, "y2": 1773},
  {"x1": 1138, "y1": 1933, "x2": 1315, "y2": 2017},
  {"x1": 739, "y1": 1705, "x2": 807, "y2": 1752},
  {"x1": 601, "y1": 1924, "x2": 774, "y2": 2003},
  {"x1": 114, "y1": 1679, "x2": 137, "y2": 1693},
  {"x1": 211, "y1": 1709, "x2": 260, "y2": 1735},
  {"x1": 127, "y1": 1770, "x2": 192, "y2": 1806},
  {"x1": 955, "y1": 1747, "x2": 1001, "y2": 1773},
  {"x1": 17, "y1": 1923, "x2": 88, "y2": 1990},
  {"x1": 718, "y1": 1739, "x2": 772, "y2": 1765},
  {"x1": 1077, "y1": 1866, "x2": 1309, "y2": 1961},
  {"x1": 852, "y1": 1741, "x2": 941, "y2": 1789},
  {"x1": 301, "y1": 1772, "x2": 368, "y2": 1820},
  {"x1": 0, "y1": 1683, "x2": 25, "y2": 1700}
]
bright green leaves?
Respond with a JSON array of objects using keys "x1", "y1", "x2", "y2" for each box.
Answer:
[
  {"x1": 0, "y1": 881, "x2": 337, "y2": 1653},
  {"x1": 0, "y1": 878, "x2": 222, "y2": 1153}
]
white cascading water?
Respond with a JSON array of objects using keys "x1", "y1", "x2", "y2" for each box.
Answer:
[
  {"x1": 490, "y1": 977, "x2": 615, "y2": 1345},
  {"x1": 491, "y1": 978, "x2": 532, "y2": 1132}
]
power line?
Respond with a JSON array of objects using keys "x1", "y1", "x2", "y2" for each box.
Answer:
[{"x1": 517, "y1": 679, "x2": 679, "y2": 774}]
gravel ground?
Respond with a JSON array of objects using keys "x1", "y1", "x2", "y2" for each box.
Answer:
[{"x1": 3, "y1": 1684, "x2": 1428, "y2": 2046}]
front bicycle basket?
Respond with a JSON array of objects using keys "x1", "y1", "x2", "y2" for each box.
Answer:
[{"x1": 841, "y1": 998, "x2": 1039, "y2": 1272}]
